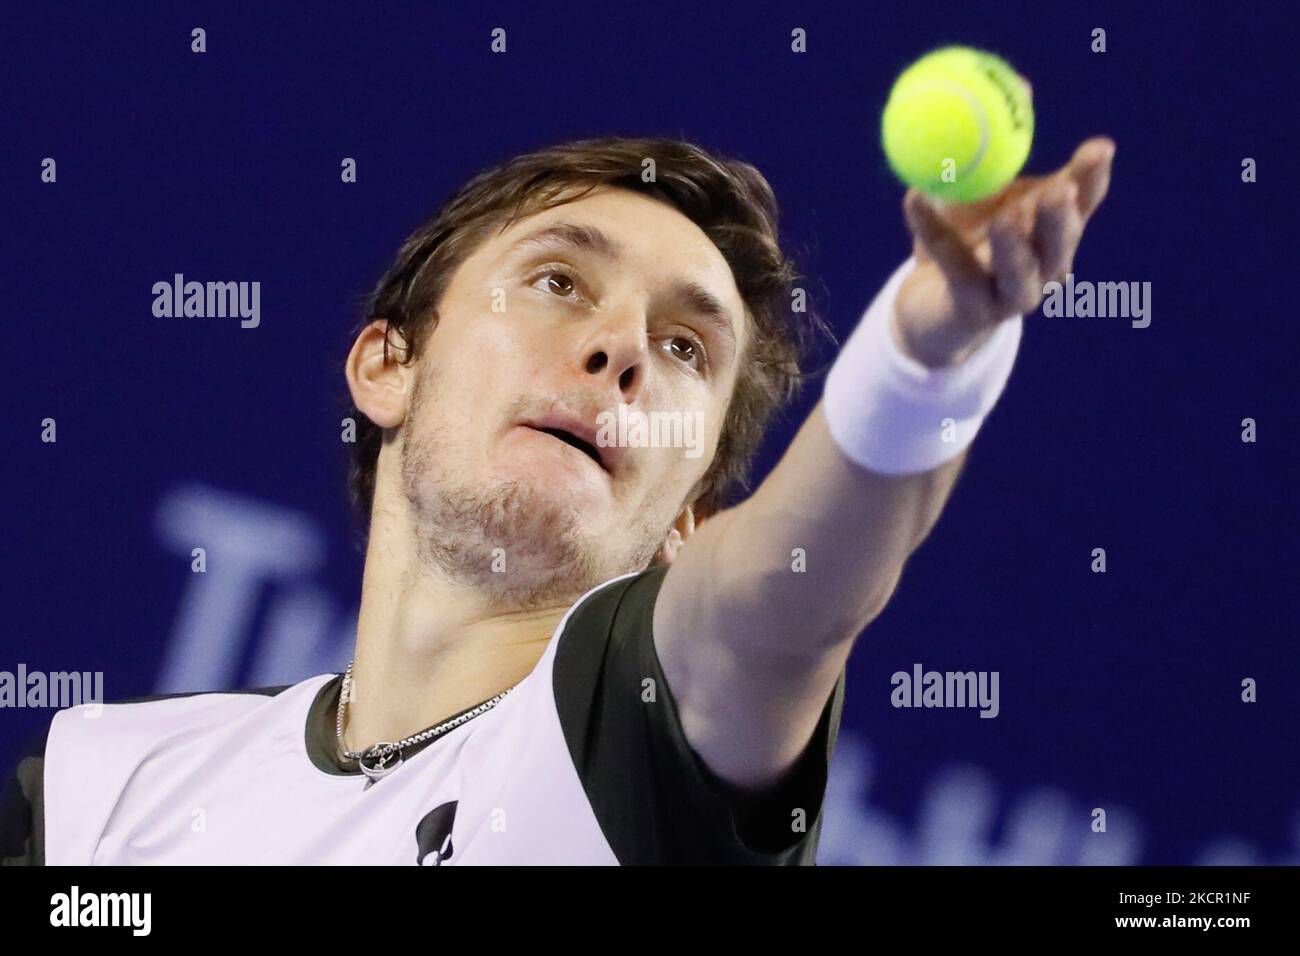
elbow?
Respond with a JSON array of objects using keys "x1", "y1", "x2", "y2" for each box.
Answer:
[{"x1": 841, "y1": 563, "x2": 904, "y2": 642}]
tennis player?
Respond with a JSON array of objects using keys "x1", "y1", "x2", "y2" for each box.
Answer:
[{"x1": 2, "y1": 134, "x2": 1113, "y2": 865}]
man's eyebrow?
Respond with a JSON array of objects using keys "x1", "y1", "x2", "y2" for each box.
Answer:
[
  {"x1": 506, "y1": 222, "x2": 625, "y2": 262},
  {"x1": 668, "y1": 278, "x2": 739, "y2": 350},
  {"x1": 507, "y1": 220, "x2": 740, "y2": 348}
]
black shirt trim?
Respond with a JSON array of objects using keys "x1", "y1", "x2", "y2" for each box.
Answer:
[
  {"x1": 0, "y1": 725, "x2": 49, "y2": 867},
  {"x1": 552, "y1": 564, "x2": 846, "y2": 865},
  {"x1": 303, "y1": 675, "x2": 510, "y2": 777}
]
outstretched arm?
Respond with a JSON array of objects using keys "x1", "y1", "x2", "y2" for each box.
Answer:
[{"x1": 654, "y1": 137, "x2": 1115, "y2": 790}]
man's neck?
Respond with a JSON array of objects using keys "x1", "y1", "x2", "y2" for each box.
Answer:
[{"x1": 342, "y1": 515, "x2": 576, "y2": 752}]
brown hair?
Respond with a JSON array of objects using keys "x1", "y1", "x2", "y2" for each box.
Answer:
[{"x1": 347, "y1": 135, "x2": 825, "y2": 528}]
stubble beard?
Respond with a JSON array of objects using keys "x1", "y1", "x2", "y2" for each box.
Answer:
[{"x1": 398, "y1": 381, "x2": 665, "y2": 611}]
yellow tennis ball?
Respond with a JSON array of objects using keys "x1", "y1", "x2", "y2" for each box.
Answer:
[{"x1": 881, "y1": 46, "x2": 1035, "y2": 203}]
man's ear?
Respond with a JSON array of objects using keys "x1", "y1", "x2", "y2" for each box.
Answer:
[
  {"x1": 346, "y1": 320, "x2": 409, "y2": 429},
  {"x1": 655, "y1": 504, "x2": 697, "y2": 565}
]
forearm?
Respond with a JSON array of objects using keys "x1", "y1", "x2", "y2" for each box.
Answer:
[{"x1": 692, "y1": 404, "x2": 969, "y2": 650}]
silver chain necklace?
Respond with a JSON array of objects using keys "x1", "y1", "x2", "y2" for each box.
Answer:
[{"x1": 335, "y1": 660, "x2": 517, "y2": 790}]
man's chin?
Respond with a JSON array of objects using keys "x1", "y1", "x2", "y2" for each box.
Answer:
[
  {"x1": 409, "y1": 478, "x2": 608, "y2": 604},
  {"x1": 495, "y1": 459, "x2": 614, "y2": 512}
]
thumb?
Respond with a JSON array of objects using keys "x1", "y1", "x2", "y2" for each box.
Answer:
[{"x1": 902, "y1": 190, "x2": 985, "y2": 289}]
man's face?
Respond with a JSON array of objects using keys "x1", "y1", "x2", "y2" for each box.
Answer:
[{"x1": 397, "y1": 185, "x2": 749, "y2": 605}]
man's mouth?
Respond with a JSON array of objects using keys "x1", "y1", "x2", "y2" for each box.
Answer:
[{"x1": 523, "y1": 424, "x2": 610, "y2": 475}]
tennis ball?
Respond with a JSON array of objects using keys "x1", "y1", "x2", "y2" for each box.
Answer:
[{"x1": 881, "y1": 46, "x2": 1034, "y2": 203}]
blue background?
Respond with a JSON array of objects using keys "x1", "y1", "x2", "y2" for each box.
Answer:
[{"x1": 3, "y1": 1, "x2": 1295, "y2": 864}]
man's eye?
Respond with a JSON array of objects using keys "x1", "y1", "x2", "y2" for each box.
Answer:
[
  {"x1": 664, "y1": 336, "x2": 703, "y2": 369},
  {"x1": 537, "y1": 270, "x2": 579, "y2": 298}
]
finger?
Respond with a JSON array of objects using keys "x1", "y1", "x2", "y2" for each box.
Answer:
[
  {"x1": 1064, "y1": 136, "x2": 1115, "y2": 222},
  {"x1": 902, "y1": 189, "x2": 986, "y2": 289},
  {"x1": 946, "y1": 136, "x2": 1115, "y2": 234},
  {"x1": 939, "y1": 176, "x2": 1045, "y2": 234},
  {"x1": 989, "y1": 211, "x2": 1043, "y2": 315},
  {"x1": 1032, "y1": 178, "x2": 1083, "y2": 282}
]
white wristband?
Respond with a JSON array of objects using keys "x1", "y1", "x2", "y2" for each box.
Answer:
[{"x1": 823, "y1": 257, "x2": 1023, "y2": 476}]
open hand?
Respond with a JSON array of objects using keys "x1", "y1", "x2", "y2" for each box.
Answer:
[{"x1": 893, "y1": 136, "x2": 1116, "y2": 367}]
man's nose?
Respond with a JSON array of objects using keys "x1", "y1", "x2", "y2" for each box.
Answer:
[{"x1": 577, "y1": 309, "x2": 648, "y2": 403}]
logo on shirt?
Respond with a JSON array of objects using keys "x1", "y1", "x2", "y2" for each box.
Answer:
[{"x1": 415, "y1": 801, "x2": 458, "y2": 865}]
